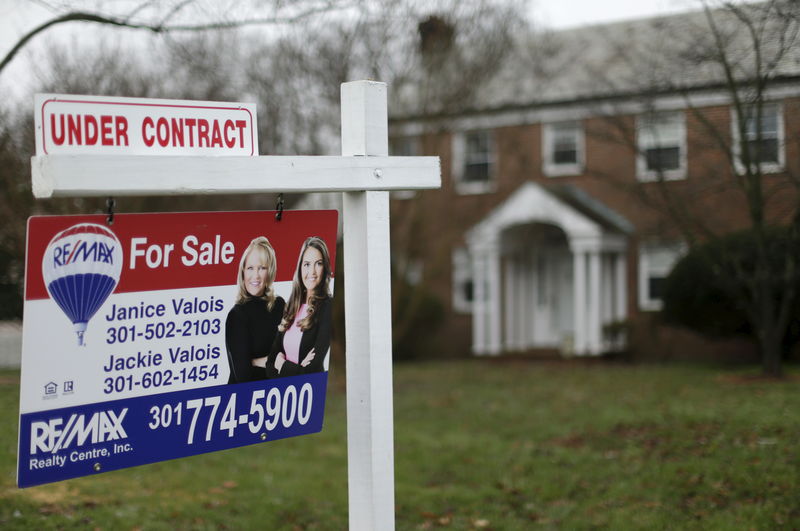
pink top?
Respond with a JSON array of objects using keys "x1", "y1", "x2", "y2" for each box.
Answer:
[{"x1": 283, "y1": 304, "x2": 308, "y2": 364}]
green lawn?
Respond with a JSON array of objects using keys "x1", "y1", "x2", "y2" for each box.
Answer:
[{"x1": 0, "y1": 361, "x2": 798, "y2": 529}]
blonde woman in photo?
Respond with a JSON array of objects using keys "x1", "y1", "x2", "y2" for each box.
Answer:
[{"x1": 225, "y1": 237, "x2": 285, "y2": 383}]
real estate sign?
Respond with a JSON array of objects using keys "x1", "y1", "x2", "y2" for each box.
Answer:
[
  {"x1": 35, "y1": 94, "x2": 258, "y2": 156},
  {"x1": 18, "y1": 210, "x2": 338, "y2": 487}
]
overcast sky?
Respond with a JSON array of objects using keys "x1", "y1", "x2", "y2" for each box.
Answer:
[
  {"x1": 534, "y1": 0, "x2": 695, "y2": 28},
  {"x1": 0, "y1": 0, "x2": 703, "y2": 100},
  {"x1": 0, "y1": 0, "x2": 698, "y2": 54}
]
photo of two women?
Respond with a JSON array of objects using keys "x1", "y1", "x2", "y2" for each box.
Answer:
[{"x1": 225, "y1": 235, "x2": 332, "y2": 383}]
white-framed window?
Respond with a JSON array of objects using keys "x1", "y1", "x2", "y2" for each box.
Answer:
[
  {"x1": 452, "y1": 130, "x2": 494, "y2": 194},
  {"x1": 452, "y1": 248, "x2": 474, "y2": 313},
  {"x1": 732, "y1": 102, "x2": 784, "y2": 174},
  {"x1": 390, "y1": 136, "x2": 418, "y2": 200},
  {"x1": 638, "y1": 242, "x2": 685, "y2": 311},
  {"x1": 543, "y1": 121, "x2": 584, "y2": 176},
  {"x1": 636, "y1": 112, "x2": 686, "y2": 181}
]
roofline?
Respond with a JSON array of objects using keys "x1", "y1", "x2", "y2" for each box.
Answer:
[{"x1": 389, "y1": 74, "x2": 800, "y2": 127}]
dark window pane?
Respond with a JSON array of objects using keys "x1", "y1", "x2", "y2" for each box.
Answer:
[
  {"x1": 554, "y1": 148, "x2": 577, "y2": 164},
  {"x1": 745, "y1": 106, "x2": 778, "y2": 137},
  {"x1": 649, "y1": 277, "x2": 665, "y2": 300},
  {"x1": 466, "y1": 132, "x2": 489, "y2": 154},
  {"x1": 462, "y1": 130, "x2": 492, "y2": 184},
  {"x1": 463, "y1": 280, "x2": 474, "y2": 302},
  {"x1": 746, "y1": 139, "x2": 779, "y2": 165},
  {"x1": 646, "y1": 147, "x2": 680, "y2": 171},
  {"x1": 464, "y1": 162, "x2": 490, "y2": 182}
]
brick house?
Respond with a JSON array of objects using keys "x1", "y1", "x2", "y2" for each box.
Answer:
[{"x1": 385, "y1": 5, "x2": 800, "y2": 360}]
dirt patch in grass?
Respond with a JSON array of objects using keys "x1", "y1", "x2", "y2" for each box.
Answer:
[
  {"x1": 7, "y1": 481, "x2": 107, "y2": 518},
  {"x1": 715, "y1": 373, "x2": 800, "y2": 384},
  {"x1": 547, "y1": 422, "x2": 720, "y2": 455},
  {"x1": 550, "y1": 433, "x2": 589, "y2": 449},
  {"x1": 484, "y1": 355, "x2": 630, "y2": 367},
  {"x1": 549, "y1": 422, "x2": 665, "y2": 448},
  {"x1": 16, "y1": 482, "x2": 75, "y2": 505}
]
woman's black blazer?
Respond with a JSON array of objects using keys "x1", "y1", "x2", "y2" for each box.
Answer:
[{"x1": 266, "y1": 297, "x2": 332, "y2": 378}]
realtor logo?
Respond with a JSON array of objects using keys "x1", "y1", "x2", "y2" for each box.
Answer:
[
  {"x1": 64, "y1": 381, "x2": 74, "y2": 393},
  {"x1": 44, "y1": 382, "x2": 57, "y2": 395}
]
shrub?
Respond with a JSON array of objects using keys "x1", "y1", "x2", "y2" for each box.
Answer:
[
  {"x1": 392, "y1": 280, "x2": 445, "y2": 361},
  {"x1": 662, "y1": 227, "x2": 800, "y2": 356}
]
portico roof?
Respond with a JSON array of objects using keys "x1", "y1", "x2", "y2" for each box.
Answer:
[{"x1": 466, "y1": 181, "x2": 632, "y2": 249}]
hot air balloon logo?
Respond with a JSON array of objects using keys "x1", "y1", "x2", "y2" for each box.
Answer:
[{"x1": 41, "y1": 223, "x2": 123, "y2": 346}]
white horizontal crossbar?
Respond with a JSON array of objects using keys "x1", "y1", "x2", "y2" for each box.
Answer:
[{"x1": 31, "y1": 155, "x2": 441, "y2": 197}]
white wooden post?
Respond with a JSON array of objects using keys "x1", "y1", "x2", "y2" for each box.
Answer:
[{"x1": 341, "y1": 80, "x2": 395, "y2": 530}]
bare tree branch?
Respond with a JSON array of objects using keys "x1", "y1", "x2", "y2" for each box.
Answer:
[{"x1": 0, "y1": 2, "x2": 355, "y2": 76}]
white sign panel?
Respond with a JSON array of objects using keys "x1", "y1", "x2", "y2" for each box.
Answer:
[{"x1": 35, "y1": 94, "x2": 259, "y2": 156}]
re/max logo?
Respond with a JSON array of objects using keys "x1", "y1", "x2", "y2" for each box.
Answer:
[
  {"x1": 52, "y1": 240, "x2": 115, "y2": 267},
  {"x1": 30, "y1": 409, "x2": 128, "y2": 454}
]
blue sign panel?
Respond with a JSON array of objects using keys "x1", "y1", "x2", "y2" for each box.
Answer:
[{"x1": 19, "y1": 373, "x2": 327, "y2": 487}]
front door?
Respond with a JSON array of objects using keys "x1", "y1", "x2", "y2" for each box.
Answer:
[
  {"x1": 529, "y1": 249, "x2": 574, "y2": 349},
  {"x1": 553, "y1": 250, "x2": 574, "y2": 349}
]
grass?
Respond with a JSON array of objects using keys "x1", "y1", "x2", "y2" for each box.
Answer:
[{"x1": 0, "y1": 360, "x2": 798, "y2": 529}]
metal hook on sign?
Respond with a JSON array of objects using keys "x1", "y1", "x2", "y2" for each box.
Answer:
[
  {"x1": 275, "y1": 193, "x2": 284, "y2": 221},
  {"x1": 106, "y1": 197, "x2": 116, "y2": 225}
]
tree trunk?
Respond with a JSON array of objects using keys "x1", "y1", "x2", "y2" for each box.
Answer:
[
  {"x1": 752, "y1": 234, "x2": 786, "y2": 378},
  {"x1": 758, "y1": 325, "x2": 784, "y2": 377}
]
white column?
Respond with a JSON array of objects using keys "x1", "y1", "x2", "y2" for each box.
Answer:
[
  {"x1": 515, "y1": 257, "x2": 526, "y2": 350},
  {"x1": 588, "y1": 250, "x2": 602, "y2": 355},
  {"x1": 472, "y1": 249, "x2": 487, "y2": 355},
  {"x1": 487, "y1": 243, "x2": 502, "y2": 355},
  {"x1": 504, "y1": 257, "x2": 515, "y2": 351},
  {"x1": 599, "y1": 254, "x2": 612, "y2": 351},
  {"x1": 615, "y1": 251, "x2": 627, "y2": 322},
  {"x1": 601, "y1": 254, "x2": 613, "y2": 328},
  {"x1": 529, "y1": 250, "x2": 538, "y2": 347},
  {"x1": 573, "y1": 250, "x2": 586, "y2": 355},
  {"x1": 341, "y1": 81, "x2": 395, "y2": 530},
  {"x1": 525, "y1": 251, "x2": 534, "y2": 347}
]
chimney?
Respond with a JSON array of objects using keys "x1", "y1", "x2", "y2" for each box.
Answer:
[{"x1": 418, "y1": 15, "x2": 455, "y2": 56}]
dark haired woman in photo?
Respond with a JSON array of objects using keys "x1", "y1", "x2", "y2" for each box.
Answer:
[
  {"x1": 259, "y1": 236, "x2": 332, "y2": 378},
  {"x1": 225, "y1": 237, "x2": 285, "y2": 383}
]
